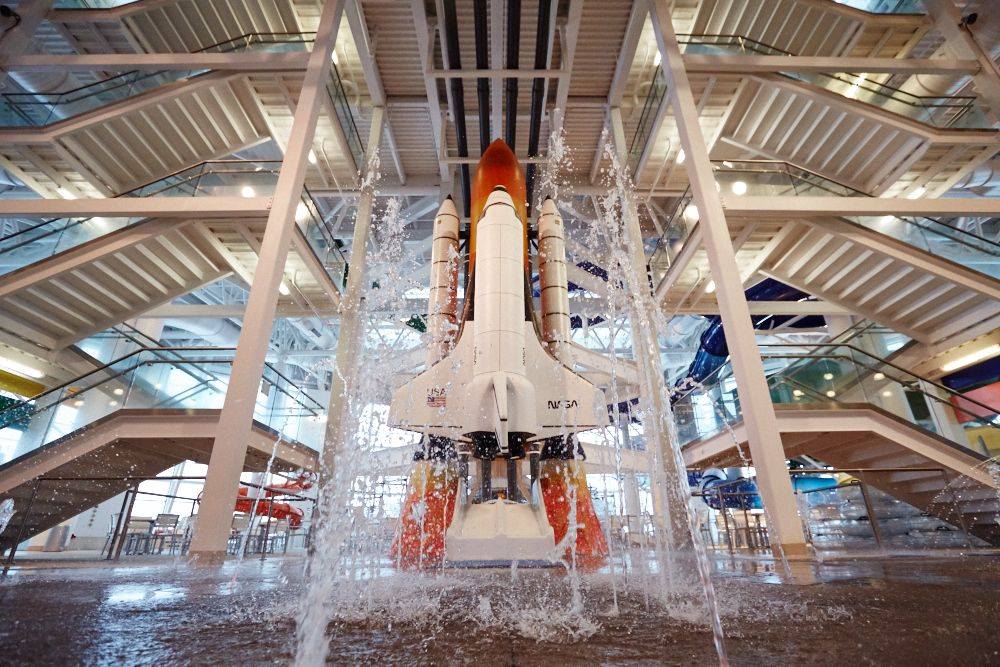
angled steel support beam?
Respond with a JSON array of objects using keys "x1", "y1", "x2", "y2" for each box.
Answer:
[
  {"x1": 922, "y1": 0, "x2": 1000, "y2": 115},
  {"x1": 551, "y1": 0, "x2": 584, "y2": 135},
  {"x1": 187, "y1": 0, "x2": 346, "y2": 565},
  {"x1": 649, "y1": 0, "x2": 808, "y2": 556},
  {"x1": 411, "y1": 0, "x2": 451, "y2": 182}
]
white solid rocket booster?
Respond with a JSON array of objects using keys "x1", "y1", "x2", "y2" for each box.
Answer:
[
  {"x1": 537, "y1": 197, "x2": 572, "y2": 366},
  {"x1": 426, "y1": 196, "x2": 460, "y2": 365}
]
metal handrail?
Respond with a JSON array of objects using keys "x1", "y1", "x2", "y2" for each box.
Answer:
[
  {"x1": 717, "y1": 160, "x2": 1000, "y2": 254},
  {"x1": 0, "y1": 32, "x2": 315, "y2": 109},
  {"x1": 0, "y1": 345, "x2": 324, "y2": 426},
  {"x1": 677, "y1": 33, "x2": 979, "y2": 117},
  {"x1": 0, "y1": 160, "x2": 283, "y2": 248},
  {"x1": 674, "y1": 344, "x2": 999, "y2": 418},
  {"x1": 0, "y1": 161, "x2": 348, "y2": 280},
  {"x1": 758, "y1": 342, "x2": 1000, "y2": 414},
  {"x1": 649, "y1": 159, "x2": 1000, "y2": 270}
]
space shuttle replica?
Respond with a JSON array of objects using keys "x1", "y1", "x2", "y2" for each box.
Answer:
[{"x1": 389, "y1": 139, "x2": 610, "y2": 568}]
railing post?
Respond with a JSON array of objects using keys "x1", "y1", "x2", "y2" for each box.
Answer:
[
  {"x1": 856, "y1": 475, "x2": 884, "y2": 549},
  {"x1": 4, "y1": 478, "x2": 41, "y2": 566},
  {"x1": 260, "y1": 497, "x2": 274, "y2": 562},
  {"x1": 717, "y1": 488, "x2": 733, "y2": 554},
  {"x1": 113, "y1": 487, "x2": 138, "y2": 561},
  {"x1": 105, "y1": 488, "x2": 132, "y2": 560}
]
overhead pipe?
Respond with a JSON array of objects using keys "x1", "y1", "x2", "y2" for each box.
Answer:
[
  {"x1": 442, "y1": 0, "x2": 471, "y2": 215},
  {"x1": 504, "y1": 0, "x2": 521, "y2": 148},
  {"x1": 473, "y1": 0, "x2": 491, "y2": 152},
  {"x1": 525, "y1": 0, "x2": 553, "y2": 213}
]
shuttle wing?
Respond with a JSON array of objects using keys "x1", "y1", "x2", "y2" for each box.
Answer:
[{"x1": 388, "y1": 322, "x2": 608, "y2": 442}]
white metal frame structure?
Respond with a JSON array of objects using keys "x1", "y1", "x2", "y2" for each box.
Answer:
[{"x1": 0, "y1": 0, "x2": 995, "y2": 561}]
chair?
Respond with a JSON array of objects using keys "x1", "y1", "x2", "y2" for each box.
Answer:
[
  {"x1": 229, "y1": 514, "x2": 252, "y2": 554},
  {"x1": 151, "y1": 513, "x2": 180, "y2": 554},
  {"x1": 123, "y1": 517, "x2": 154, "y2": 555}
]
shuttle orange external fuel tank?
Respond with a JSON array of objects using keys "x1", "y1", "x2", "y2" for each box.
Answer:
[{"x1": 390, "y1": 139, "x2": 609, "y2": 568}]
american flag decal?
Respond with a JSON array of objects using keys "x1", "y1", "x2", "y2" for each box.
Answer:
[{"x1": 426, "y1": 389, "x2": 446, "y2": 408}]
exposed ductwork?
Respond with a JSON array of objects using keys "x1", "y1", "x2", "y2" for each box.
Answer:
[
  {"x1": 525, "y1": 0, "x2": 553, "y2": 212},
  {"x1": 442, "y1": 0, "x2": 472, "y2": 215},
  {"x1": 504, "y1": 0, "x2": 521, "y2": 148},
  {"x1": 473, "y1": 0, "x2": 491, "y2": 152}
]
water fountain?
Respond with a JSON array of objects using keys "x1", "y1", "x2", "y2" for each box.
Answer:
[{"x1": 292, "y1": 126, "x2": 732, "y2": 666}]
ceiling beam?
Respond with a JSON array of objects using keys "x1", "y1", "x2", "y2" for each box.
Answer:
[
  {"x1": 723, "y1": 196, "x2": 1000, "y2": 217},
  {"x1": 0, "y1": 197, "x2": 270, "y2": 217},
  {"x1": 682, "y1": 55, "x2": 981, "y2": 75},
  {"x1": 670, "y1": 300, "x2": 852, "y2": 316},
  {"x1": 1, "y1": 52, "x2": 311, "y2": 72}
]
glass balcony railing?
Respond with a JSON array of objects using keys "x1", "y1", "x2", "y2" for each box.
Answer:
[
  {"x1": 0, "y1": 33, "x2": 315, "y2": 128},
  {"x1": 716, "y1": 160, "x2": 1000, "y2": 279},
  {"x1": 52, "y1": 1, "x2": 138, "y2": 7},
  {"x1": 326, "y1": 66, "x2": 366, "y2": 169},
  {"x1": 629, "y1": 66, "x2": 668, "y2": 174},
  {"x1": 832, "y1": 0, "x2": 924, "y2": 13},
  {"x1": 0, "y1": 160, "x2": 348, "y2": 290},
  {"x1": 0, "y1": 346, "x2": 327, "y2": 468},
  {"x1": 672, "y1": 343, "x2": 1000, "y2": 460},
  {"x1": 648, "y1": 160, "x2": 1000, "y2": 288},
  {"x1": 677, "y1": 34, "x2": 994, "y2": 129}
]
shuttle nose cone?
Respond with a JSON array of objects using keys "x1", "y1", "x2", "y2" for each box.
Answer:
[{"x1": 485, "y1": 185, "x2": 515, "y2": 209}]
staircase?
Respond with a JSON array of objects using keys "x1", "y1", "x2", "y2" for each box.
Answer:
[
  {"x1": 716, "y1": 75, "x2": 998, "y2": 196},
  {"x1": 49, "y1": 0, "x2": 318, "y2": 54},
  {"x1": 683, "y1": 404, "x2": 1000, "y2": 545},
  {"x1": 672, "y1": 0, "x2": 929, "y2": 58},
  {"x1": 655, "y1": 161, "x2": 1000, "y2": 351},
  {"x1": 0, "y1": 409, "x2": 317, "y2": 555}
]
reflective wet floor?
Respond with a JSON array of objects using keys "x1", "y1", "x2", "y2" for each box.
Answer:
[{"x1": 1, "y1": 553, "x2": 999, "y2": 665}]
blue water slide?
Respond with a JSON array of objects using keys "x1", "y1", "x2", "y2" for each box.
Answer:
[
  {"x1": 680, "y1": 278, "x2": 827, "y2": 386},
  {"x1": 691, "y1": 469, "x2": 839, "y2": 510}
]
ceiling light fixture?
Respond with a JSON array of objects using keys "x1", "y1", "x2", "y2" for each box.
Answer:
[
  {"x1": 941, "y1": 344, "x2": 999, "y2": 372},
  {"x1": 683, "y1": 203, "x2": 699, "y2": 222},
  {"x1": 0, "y1": 357, "x2": 45, "y2": 379}
]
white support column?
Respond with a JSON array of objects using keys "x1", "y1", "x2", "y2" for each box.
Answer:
[
  {"x1": 607, "y1": 107, "x2": 693, "y2": 551},
  {"x1": 648, "y1": 0, "x2": 808, "y2": 557},
  {"x1": 187, "y1": 0, "x2": 346, "y2": 564},
  {"x1": 322, "y1": 107, "x2": 386, "y2": 474}
]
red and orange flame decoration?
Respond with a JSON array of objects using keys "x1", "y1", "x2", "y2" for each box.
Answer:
[
  {"x1": 391, "y1": 460, "x2": 459, "y2": 569},
  {"x1": 539, "y1": 460, "x2": 609, "y2": 568}
]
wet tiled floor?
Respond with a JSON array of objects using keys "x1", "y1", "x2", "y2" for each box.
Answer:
[{"x1": 1, "y1": 553, "x2": 999, "y2": 665}]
